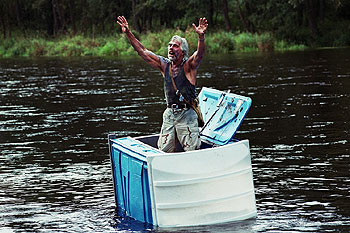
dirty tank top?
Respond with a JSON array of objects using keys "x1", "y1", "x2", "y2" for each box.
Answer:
[{"x1": 163, "y1": 59, "x2": 196, "y2": 105}]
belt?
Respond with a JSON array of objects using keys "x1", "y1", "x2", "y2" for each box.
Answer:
[{"x1": 167, "y1": 103, "x2": 190, "y2": 110}]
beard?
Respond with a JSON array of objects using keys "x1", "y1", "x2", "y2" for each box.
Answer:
[
  {"x1": 168, "y1": 56, "x2": 176, "y2": 61},
  {"x1": 168, "y1": 49, "x2": 181, "y2": 62},
  {"x1": 168, "y1": 53, "x2": 177, "y2": 61}
]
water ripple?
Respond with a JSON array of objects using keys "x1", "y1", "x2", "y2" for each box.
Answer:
[{"x1": 1, "y1": 51, "x2": 350, "y2": 232}]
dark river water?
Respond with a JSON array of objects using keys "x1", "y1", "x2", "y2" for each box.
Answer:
[{"x1": 1, "y1": 48, "x2": 349, "y2": 232}]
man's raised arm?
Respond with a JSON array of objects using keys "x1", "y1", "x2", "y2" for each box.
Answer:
[
  {"x1": 117, "y1": 16, "x2": 164, "y2": 72},
  {"x1": 188, "y1": 17, "x2": 208, "y2": 69}
]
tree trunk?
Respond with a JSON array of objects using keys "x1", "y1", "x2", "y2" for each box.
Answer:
[
  {"x1": 244, "y1": 1, "x2": 255, "y2": 33},
  {"x1": 208, "y1": 0, "x2": 214, "y2": 26},
  {"x1": 132, "y1": 0, "x2": 141, "y2": 32},
  {"x1": 14, "y1": 0, "x2": 21, "y2": 27},
  {"x1": 223, "y1": 0, "x2": 231, "y2": 31},
  {"x1": 297, "y1": 4, "x2": 303, "y2": 26},
  {"x1": 68, "y1": 1, "x2": 76, "y2": 35},
  {"x1": 80, "y1": 0, "x2": 87, "y2": 35},
  {"x1": 141, "y1": 8, "x2": 146, "y2": 31},
  {"x1": 58, "y1": 0, "x2": 66, "y2": 34},
  {"x1": 52, "y1": 0, "x2": 59, "y2": 36},
  {"x1": 55, "y1": 0, "x2": 63, "y2": 29},
  {"x1": 319, "y1": 0, "x2": 324, "y2": 22},
  {"x1": 306, "y1": 0, "x2": 318, "y2": 37},
  {"x1": 236, "y1": 0, "x2": 250, "y2": 33},
  {"x1": 147, "y1": 10, "x2": 153, "y2": 31},
  {"x1": 0, "y1": 15, "x2": 6, "y2": 39},
  {"x1": 6, "y1": 4, "x2": 12, "y2": 38}
]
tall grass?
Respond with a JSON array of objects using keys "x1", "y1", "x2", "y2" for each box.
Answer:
[{"x1": 0, "y1": 30, "x2": 306, "y2": 58}]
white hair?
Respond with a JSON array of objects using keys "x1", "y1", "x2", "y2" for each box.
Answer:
[{"x1": 170, "y1": 35, "x2": 189, "y2": 60}]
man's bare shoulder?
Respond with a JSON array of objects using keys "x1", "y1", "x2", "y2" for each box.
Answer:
[
  {"x1": 186, "y1": 51, "x2": 202, "y2": 70},
  {"x1": 158, "y1": 55, "x2": 170, "y2": 65}
]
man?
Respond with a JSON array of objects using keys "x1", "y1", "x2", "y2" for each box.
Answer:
[{"x1": 117, "y1": 16, "x2": 208, "y2": 152}]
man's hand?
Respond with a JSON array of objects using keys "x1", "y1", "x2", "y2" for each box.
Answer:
[
  {"x1": 117, "y1": 16, "x2": 129, "y2": 33},
  {"x1": 192, "y1": 17, "x2": 208, "y2": 38}
]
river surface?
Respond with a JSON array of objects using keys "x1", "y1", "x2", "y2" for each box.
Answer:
[{"x1": 1, "y1": 48, "x2": 349, "y2": 232}]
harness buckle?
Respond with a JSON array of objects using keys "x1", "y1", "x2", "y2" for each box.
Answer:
[{"x1": 170, "y1": 103, "x2": 186, "y2": 112}]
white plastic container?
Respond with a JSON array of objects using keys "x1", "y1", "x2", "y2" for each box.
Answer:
[{"x1": 109, "y1": 87, "x2": 257, "y2": 227}]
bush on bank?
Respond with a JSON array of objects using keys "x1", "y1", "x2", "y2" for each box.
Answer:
[{"x1": 0, "y1": 30, "x2": 306, "y2": 58}]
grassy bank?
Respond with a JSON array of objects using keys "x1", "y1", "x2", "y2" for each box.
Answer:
[{"x1": 0, "y1": 30, "x2": 307, "y2": 58}]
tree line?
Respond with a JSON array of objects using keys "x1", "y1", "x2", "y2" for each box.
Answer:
[{"x1": 1, "y1": 0, "x2": 350, "y2": 46}]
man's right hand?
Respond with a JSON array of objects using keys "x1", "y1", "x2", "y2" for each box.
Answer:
[
  {"x1": 117, "y1": 16, "x2": 129, "y2": 33},
  {"x1": 115, "y1": 15, "x2": 165, "y2": 74}
]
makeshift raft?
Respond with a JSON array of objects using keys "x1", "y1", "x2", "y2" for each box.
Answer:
[{"x1": 108, "y1": 87, "x2": 257, "y2": 227}]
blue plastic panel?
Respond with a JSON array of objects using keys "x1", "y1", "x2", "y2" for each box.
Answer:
[
  {"x1": 109, "y1": 137, "x2": 161, "y2": 224},
  {"x1": 198, "y1": 87, "x2": 252, "y2": 145}
]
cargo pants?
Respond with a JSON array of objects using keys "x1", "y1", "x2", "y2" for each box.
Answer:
[{"x1": 157, "y1": 107, "x2": 201, "y2": 152}]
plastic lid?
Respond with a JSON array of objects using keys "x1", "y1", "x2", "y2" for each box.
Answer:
[{"x1": 198, "y1": 87, "x2": 252, "y2": 145}]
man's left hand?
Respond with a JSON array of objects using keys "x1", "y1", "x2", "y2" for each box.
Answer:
[{"x1": 192, "y1": 17, "x2": 208, "y2": 37}]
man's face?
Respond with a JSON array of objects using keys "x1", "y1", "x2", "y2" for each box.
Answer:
[{"x1": 168, "y1": 40, "x2": 184, "y2": 62}]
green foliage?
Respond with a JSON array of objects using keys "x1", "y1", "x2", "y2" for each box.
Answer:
[
  {"x1": 318, "y1": 19, "x2": 350, "y2": 47},
  {"x1": 206, "y1": 31, "x2": 235, "y2": 54},
  {"x1": 1, "y1": 0, "x2": 350, "y2": 49},
  {"x1": 0, "y1": 38, "x2": 31, "y2": 57},
  {"x1": 98, "y1": 41, "x2": 118, "y2": 56},
  {"x1": 0, "y1": 30, "x2": 308, "y2": 58},
  {"x1": 274, "y1": 40, "x2": 307, "y2": 51},
  {"x1": 256, "y1": 33, "x2": 273, "y2": 43},
  {"x1": 51, "y1": 40, "x2": 83, "y2": 56},
  {"x1": 234, "y1": 33, "x2": 257, "y2": 52}
]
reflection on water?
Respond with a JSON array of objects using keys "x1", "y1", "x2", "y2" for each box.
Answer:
[{"x1": 1, "y1": 49, "x2": 350, "y2": 232}]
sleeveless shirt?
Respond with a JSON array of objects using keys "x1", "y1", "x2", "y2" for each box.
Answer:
[{"x1": 163, "y1": 59, "x2": 196, "y2": 105}]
